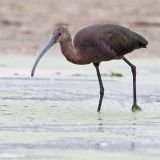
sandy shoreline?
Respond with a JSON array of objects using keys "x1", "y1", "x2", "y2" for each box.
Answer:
[{"x1": 0, "y1": 0, "x2": 160, "y2": 58}]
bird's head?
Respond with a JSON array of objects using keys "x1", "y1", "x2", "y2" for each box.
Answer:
[
  {"x1": 31, "y1": 26, "x2": 71, "y2": 77},
  {"x1": 53, "y1": 26, "x2": 71, "y2": 43}
]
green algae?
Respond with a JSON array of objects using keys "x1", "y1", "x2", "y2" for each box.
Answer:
[{"x1": 0, "y1": 55, "x2": 160, "y2": 159}]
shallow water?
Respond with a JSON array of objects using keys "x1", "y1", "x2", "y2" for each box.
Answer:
[{"x1": 0, "y1": 56, "x2": 160, "y2": 159}]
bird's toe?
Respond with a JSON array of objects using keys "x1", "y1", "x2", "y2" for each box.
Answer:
[{"x1": 132, "y1": 105, "x2": 142, "y2": 112}]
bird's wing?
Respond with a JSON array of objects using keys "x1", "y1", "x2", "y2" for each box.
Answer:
[
  {"x1": 76, "y1": 31, "x2": 136, "y2": 56},
  {"x1": 98, "y1": 29, "x2": 146, "y2": 56},
  {"x1": 74, "y1": 25, "x2": 148, "y2": 57}
]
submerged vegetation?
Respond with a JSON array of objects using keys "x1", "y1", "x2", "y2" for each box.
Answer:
[
  {"x1": 101, "y1": 71, "x2": 123, "y2": 77},
  {"x1": 72, "y1": 72, "x2": 123, "y2": 77}
]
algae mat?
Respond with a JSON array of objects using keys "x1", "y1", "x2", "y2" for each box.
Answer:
[{"x1": 0, "y1": 55, "x2": 159, "y2": 160}]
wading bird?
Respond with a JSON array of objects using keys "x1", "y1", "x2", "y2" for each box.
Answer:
[{"x1": 31, "y1": 24, "x2": 148, "y2": 112}]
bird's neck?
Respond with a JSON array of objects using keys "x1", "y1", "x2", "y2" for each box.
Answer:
[{"x1": 60, "y1": 40, "x2": 79, "y2": 64}]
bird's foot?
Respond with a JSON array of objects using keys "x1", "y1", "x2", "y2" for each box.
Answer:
[{"x1": 132, "y1": 105, "x2": 142, "y2": 112}]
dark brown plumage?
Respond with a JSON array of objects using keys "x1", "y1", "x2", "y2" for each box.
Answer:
[
  {"x1": 74, "y1": 24, "x2": 147, "y2": 63},
  {"x1": 31, "y1": 24, "x2": 148, "y2": 112}
]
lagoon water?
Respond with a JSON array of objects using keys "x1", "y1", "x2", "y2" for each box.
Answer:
[{"x1": 0, "y1": 55, "x2": 159, "y2": 160}]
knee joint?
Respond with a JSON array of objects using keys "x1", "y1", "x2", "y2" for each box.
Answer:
[{"x1": 131, "y1": 65, "x2": 136, "y2": 74}]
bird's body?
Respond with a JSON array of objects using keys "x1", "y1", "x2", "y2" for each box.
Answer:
[
  {"x1": 31, "y1": 24, "x2": 148, "y2": 112},
  {"x1": 60, "y1": 24, "x2": 147, "y2": 65}
]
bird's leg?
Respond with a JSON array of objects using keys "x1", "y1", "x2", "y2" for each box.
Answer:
[
  {"x1": 93, "y1": 63, "x2": 104, "y2": 112},
  {"x1": 123, "y1": 57, "x2": 142, "y2": 112}
]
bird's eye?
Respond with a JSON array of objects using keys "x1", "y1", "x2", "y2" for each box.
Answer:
[{"x1": 58, "y1": 33, "x2": 62, "y2": 36}]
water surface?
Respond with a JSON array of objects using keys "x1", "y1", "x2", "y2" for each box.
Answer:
[{"x1": 0, "y1": 56, "x2": 159, "y2": 159}]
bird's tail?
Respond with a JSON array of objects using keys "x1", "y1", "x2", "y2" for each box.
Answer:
[{"x1": 135, "y1": 32, "x2": 148, "y2": 48}]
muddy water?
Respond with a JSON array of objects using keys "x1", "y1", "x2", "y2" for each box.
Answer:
[{"x1": 0, "y1": 56, "x2": 159, "y2": 159}]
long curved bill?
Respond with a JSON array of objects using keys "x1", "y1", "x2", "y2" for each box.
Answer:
[{"x1": 31, "y1": 36, "x2": 57, "y2": 77}]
